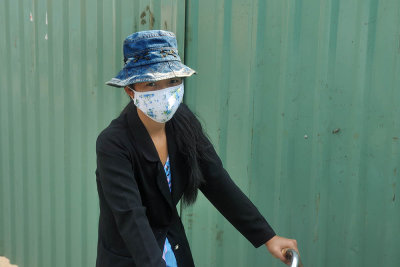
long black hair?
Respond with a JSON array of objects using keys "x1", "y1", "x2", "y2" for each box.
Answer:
[{"x1": 120, "y1": 99, "x2": 213, "y2": 206}]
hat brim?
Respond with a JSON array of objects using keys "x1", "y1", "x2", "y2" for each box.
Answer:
[{"x1": 106, "y1": 61, "x2": 196, "y2": 88}]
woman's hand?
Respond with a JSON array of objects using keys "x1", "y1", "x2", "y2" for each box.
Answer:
[{"x1": 265, "y1": 235, "x2": 299, "y2": 265}]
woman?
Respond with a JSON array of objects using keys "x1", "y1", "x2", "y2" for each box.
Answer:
[{"x1": 95, "y1": 30, "x2": 299, "y2": 267}]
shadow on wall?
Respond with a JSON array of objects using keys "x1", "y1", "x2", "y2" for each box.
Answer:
[{"x1": 0, "y1": 257, "x2": 18, "y2": 267}]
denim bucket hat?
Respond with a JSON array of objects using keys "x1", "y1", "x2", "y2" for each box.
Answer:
[{"x1": 106, "y1": 30, "x2": 196, "y2": 87}]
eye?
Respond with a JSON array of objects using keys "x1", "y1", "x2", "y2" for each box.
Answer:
[
  {"x1": 146, "y1": 82, "x2": 156, "y2": 87},
  {"x1": 169, "y1": 78, "x2": 181, "y2": 84}
]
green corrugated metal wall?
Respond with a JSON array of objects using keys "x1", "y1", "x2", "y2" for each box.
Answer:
[{"x1": 1, "y1": 0, "x2": 399, "y2": 266}]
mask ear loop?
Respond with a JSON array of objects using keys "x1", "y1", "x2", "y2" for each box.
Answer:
[
  {"x1": 127, "y1": 85, "x2": 137, "y2": 103},
  {"x1": 127, "y1": 84, "x2": 135, "y2": 92}
]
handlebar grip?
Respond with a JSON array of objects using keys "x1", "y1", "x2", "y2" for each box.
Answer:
[{"x1": 283, "y1": 248, "x2": 303, "y2": 267}]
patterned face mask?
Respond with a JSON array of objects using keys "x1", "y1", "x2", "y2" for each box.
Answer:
[{"x1": 130, "y1": 82, "x2": 184, "y2": 123}]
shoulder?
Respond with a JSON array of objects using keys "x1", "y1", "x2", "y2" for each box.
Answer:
[{"x1": 96, "y1": 113, "x2": 131, "y2": 156}]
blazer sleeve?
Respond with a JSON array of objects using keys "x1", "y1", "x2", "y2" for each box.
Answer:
[
  {"x1": 199, "y1": 139, "x2": 276, "y2": 248},
  {"x1": 96, "y1": 133, "x2": 166, "y2": 267}
]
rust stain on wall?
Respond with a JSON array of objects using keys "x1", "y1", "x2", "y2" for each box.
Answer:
[
  {"x1": 139, "y1": 6, "x2": 155, "y2": 28},
  {"x1": 216, "y1": 230, "x2": 224, "y2": 246}
]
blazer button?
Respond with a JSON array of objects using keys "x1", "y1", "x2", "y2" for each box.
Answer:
[{"x1": 174, "y1": 244, "x2": 179, "y2": 250}]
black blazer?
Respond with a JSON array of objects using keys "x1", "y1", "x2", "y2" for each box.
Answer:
[{"x1": 95, "y1": 102, "x2": 275, "y2": 267}]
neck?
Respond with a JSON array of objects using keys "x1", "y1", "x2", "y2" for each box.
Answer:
[{"x1": 136, "y1": 107, "x2": 165, "y2": 135}]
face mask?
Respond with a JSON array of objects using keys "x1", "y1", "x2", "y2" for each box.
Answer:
[{"x1": 130, "y1": 82, "x2": 184, "y2": 123}]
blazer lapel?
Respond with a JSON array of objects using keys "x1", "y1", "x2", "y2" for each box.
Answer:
[
  {"x1": 126, "y1": 102, "x2": 174, "y2": 209},
  {"x1": 126, "y1": 102, "x2": 159, "y2": 162},
  {"x1": 166, "y1": 122, "x2": 187, "y2": 206}
]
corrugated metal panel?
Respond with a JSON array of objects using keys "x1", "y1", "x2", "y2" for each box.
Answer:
[
  {"x1": 1, "y1": 0, "x2": 400, "y2": 267},
  {"x1": 182, "y1": 0, "x2": 400, "y2": 266},
  {"x1": 0, "y1": 0, "x2": 185, "y2": 266}
]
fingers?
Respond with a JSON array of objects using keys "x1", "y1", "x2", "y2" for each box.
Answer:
[
  {"x1": 290, "y1": 239, "x2": 299, "y2": 255},
  {"x1": 284, "y1": 239, "x2": 299, "y2": 253},
  {"x1": 266, "y1": 235, "x2": 300, "y2": 265},
  {"x1": 276, "y1": 250, "x2": 288, "y2": 263}
]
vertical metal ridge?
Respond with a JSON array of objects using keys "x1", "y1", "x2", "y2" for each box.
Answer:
[
  {"x1": 17, "y1": 0, "x2": 29, "y2": 264},
  {"x1": 69, "y1": 0, "x2": 84, "y2": 263},
  {"x1": 4, "y1": 0, "x2": 18, "y2": 263},
  {"x1": 246, "y1": 0, "x2": 261, "y2": 209},
  {"x1": 239, "y1": 1, "x2": 259, "y2": 264},
  {"x1": 0, "y1": 0, "x2": 4, "y2": 249},
  {"x1": 113, "y1": 0, "x2": 121, "y2": 113},
  {"x1": 308, "y1": 2, "x2": 328, "y2": 262},
  {"x1": 38, "y1": 0, "x2": 52, "y2": 265},
  {"x1": 183, "y1": 0, "x2": 199, "y2": 113},
  {"x1": 25, "y1": 0, "x2": 37, "y2": 263},
  {"x1": 79, "y1": 0, "x2": 89, "y2": 264},
  {"x1": 9, "y1": 0, "x2": 24, "y2": 260},
  {"x1": 216, "y1": 0, "x2": 232, "y2": 164},
  {"x1": 182, "y1": 0, "x2": 189, "y2": 64},
  {"x1": 179, "y1": 0, "x2": 189, "y2": 220},
  {"x1": 43, "y1": 0, "x2": 57, "y2": 266},
  {"x1": 272, "y1": 0, "x2": 289, "y2": 235},
  {"x1": 321, "y1": 1, "x2": 340, "y2": 265},
  {"x1": 360, "y1": 2, "x2": 380, "y2": 265},
  {"x1": 327, "y1": 0, "x2": 340, "y2": 79},
  {"x1": 31, "y1": 0, "x2": 44, "y2": 265},
  {"x1": 96, "y1": 0, "x2": 104, "y2": 132},
  {"x1": 61, "y1": 0, "x2": 71, "y2": 266},
  {"x1": 1, "y1": 0, "x2": 12, "y2": 261},
  {"x1": 0, "y1": 0, "x2": 5, "y2": 255},
  {"x1": 338, "y1": 1, "x2": 367, "y2": 265}
]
